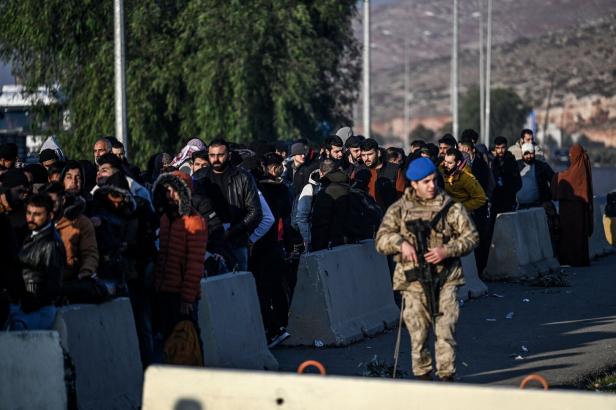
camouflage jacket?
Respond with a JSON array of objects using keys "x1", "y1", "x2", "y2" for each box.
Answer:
[{"x1": 375, "y1": 188, "x2": 479, "y2": 291}]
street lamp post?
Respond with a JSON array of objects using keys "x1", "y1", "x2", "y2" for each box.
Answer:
[
  {"x1": 114, "y1": 0, "x2": 128, "y2": 157},
  {"x1": 363, "y1": 0, "x2": 371, "y2": 139},
  {"x1": 451, "y1": 0, "x2": 459, "y2": 139}
]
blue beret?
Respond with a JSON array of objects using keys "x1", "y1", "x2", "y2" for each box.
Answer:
[{"x1": 406, "y1": 157, "x2": 437, "y2": 181}]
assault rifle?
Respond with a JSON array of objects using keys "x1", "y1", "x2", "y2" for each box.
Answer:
[{"x1": 403, "y1": 200, "x2": 456, "y2": 326}]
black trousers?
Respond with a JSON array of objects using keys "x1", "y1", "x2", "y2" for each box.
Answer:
[{"x1": 249, "y1": 242, "x2": 290, "y2": 336}]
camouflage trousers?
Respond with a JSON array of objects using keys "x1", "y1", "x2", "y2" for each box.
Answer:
[{"x1": 401, "y1": 281, "x2": 460, "y2": 378}]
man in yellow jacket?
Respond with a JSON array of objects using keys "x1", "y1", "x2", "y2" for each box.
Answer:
[{"x1": 439, "y1": 148, "x2": 487, "y2": 212}]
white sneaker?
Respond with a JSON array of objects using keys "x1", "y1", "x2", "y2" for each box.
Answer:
[{"x1": 268, "y1": 327, "x2": 291, "y2": 348}]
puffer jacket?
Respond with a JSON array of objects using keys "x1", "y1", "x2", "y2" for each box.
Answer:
[
  {"x1": 193, "y1": 164, "x2": 261, "y2": 249},
  {"x1": 18, "y1": 223, "x2": 66, "y2": 312},
  {"x1": 375, "y1": 189, "x2": 479, "y2": 291},
  {"x1": 55, "y1": 195, "x2": 99, "y2": 281},
  {"x1": 153, "y1": 172, "x2": 207, "y2": 304},
  {"x1": 91, "y1": 184, "x2": 138, "y2": 281}
]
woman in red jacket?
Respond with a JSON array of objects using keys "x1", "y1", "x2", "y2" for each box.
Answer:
[{"x1": 152, "y1": 171, "x2": 207, "y2": 340}]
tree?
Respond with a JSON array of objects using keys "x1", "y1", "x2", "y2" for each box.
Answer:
[
  {"x1": 409, "y1": 124, "x2": 435, "y2": 143},
  {"x1": 0, "y1": 0, "x2": 359, "y2": 167},
  {"x1": 459, "y1": 85, "x2": 530, "y2": 143}
]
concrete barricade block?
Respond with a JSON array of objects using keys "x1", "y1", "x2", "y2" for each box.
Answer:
[
  {"x1": 199, "y1": 272, "x2": 278, "y2": 370},
  {"x1": 0, "y1": 331, "x2": 67, "y2": 410},
  {"x1": 589, "y1": 195, "x2": 615, "y2": 258},
  {"x1": 484, "y1": 208, "x2": 560, "y2": 281},
  {"x1": 285, "y1": 240, "x2": 399, "y2": 346},
  {"x1": 458, "y1": 252, "x2": 488, "y2": 301},
  {"x1": 142, "y1": 366, "x2": 616, "y2": 410},
  {"x1": 53, "y1": 298, "x2": 143, "y2": 410}
]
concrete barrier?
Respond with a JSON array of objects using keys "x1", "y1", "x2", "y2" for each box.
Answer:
[
  {"x1": 285, "y1": 240, "x2": 399, "y2": 346},
  {"x1": 0, "y1": 331, "x2": 67, "y2": 410},
  {"x1": 53, "y1": 297, "x2": 143, "y2": 410},
  {"x1": 199, "y1": 272, "x2": 278, "y2": 370},
  {"x1": 458, "y1": 252, "x2": 488, "y2": 301},
  {"x1": 484, "y1": 208, "x2": 560, "y2": 281},
  {"x1": 589, "y1": 195, "x2": 615, "y2": 258},
  {"x1": 142, "y1": 366, "x2": 616, "y2": 410}
]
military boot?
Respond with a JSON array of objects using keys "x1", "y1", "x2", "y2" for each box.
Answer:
[{"x1": 415, "y1": 373, "x2": 432, "y2": 381}]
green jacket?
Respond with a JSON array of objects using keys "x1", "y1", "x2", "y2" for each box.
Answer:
[{"x1": 439, "y1": 164, "x2": 487, "y2": 211}]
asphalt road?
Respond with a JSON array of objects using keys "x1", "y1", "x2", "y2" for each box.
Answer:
[{"x1": 273, "y1": 252, "x2": 616, "y2": 388}]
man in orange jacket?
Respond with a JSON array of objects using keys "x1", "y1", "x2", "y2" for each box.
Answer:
[{"x1": 152, "y1": 171, "x2": 207, "y2": 341}]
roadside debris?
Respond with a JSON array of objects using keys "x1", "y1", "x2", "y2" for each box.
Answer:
[
  {"x1": 360, "y1": 355, "x2": 407, "y2": 378},
  {"x1": 492, "y1": 293, "x2": 505, "y2": 298},
  {"x1": 314, "y1": 339, "x2": 324, "y2": 348},
  {"x1": 486, "y1": 318, "x2": 497, "y2": 322},
  {"x1": 505, "y1": 312, "x2": 514, "y2": 319},
  {"x1": 522, "y1": 298, "x2": 530, "y2": 302}
]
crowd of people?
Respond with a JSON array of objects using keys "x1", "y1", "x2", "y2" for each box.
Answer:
[{"x1": 0, "y1": 126, "x2": 594, "y2": 367}]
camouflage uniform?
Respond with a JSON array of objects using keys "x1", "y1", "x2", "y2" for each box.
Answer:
[{"x1": 375, "y1": 188, "x2": 479, "y2": 378}]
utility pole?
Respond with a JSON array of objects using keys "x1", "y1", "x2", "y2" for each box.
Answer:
[
  {"x1": 479, "y1": 1, "x2": 485, "y2": 143},
  {"x1": 484, "y1": 0, "x2": 493, "y2": 147},
  {"x1": 363, "y1": 0, "x2": 371, "y2": 139},
  {"x1": 114, "y1": 0, "x2": 128, "y2": 157},
  {"x1": 403, "y1": 35, "x2": 411, "y2": 153},
  {"x1": 451, "y1": 0, "x2": 459, "y2": 139}
]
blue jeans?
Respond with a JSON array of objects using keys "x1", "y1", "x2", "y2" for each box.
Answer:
[{"x1": 9, "y1": 304, "x2": 57, "y2": 330}]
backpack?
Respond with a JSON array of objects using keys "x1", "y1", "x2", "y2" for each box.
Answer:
[
  {"x1": 290, "y1": 183, "x2": 316, "y2": 230},
  {"x1": 606, "y1": 192, "x2": 616, "y2": 218},
  {"x1": 164, "y1": 320, "x2": 204, "y2": 366},
  {"x1": 343, "y1": 188, "x2": 384, "y2": 242}
]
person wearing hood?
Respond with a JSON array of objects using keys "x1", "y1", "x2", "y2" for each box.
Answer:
[
  {"x1": 90, "y1": 162, "x2": 138, "y2": 292},
  {"x1": 552, "y1": 143, "x2": 593, "y2": 267},
  {"x1": 310, "y1": 164, "x2": 354, "y2": 251},
  {"x1": 92, "y1": 153, "x2": 153, "y2": 211},
  {"x1": 39, "y1": 149, "x2": 59, "y2": 170},
  {"x1": 0, "y1": 168, "x2": 32, "y2": 248},
  {"x1": 251, "y1": 153, "x2": 293, "y2": 347},
  {"x1": 152, "y1": 171, "x2": 207, "y2": 347},
  {"x1": 44, "y1": 183, "x2": 98, "y2": 284},
  {"x1": 439, "y1": 148, "x2": 487, "y2": 212},
  {"x1": 40, "y1": 136, "x2": 66, "y2": 162},
  {"x1": 292, "y1": 159, "x2": 337, "y2": 251},
  {"x1": 170, "y1": 138, "x2": 206, "y2": 174}
]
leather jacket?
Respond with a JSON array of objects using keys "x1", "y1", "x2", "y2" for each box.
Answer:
[
  {"x1": 194, "y1": 164, "x2": 262, "y2": 248},
  {"x1": 18, "y1": 223, "x2": 66, "y2": 312}
]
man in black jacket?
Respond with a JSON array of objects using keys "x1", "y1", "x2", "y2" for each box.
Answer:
[
  {"x1": 9, "y1": 193, "x2": 65, "y2": 330},
  {"x1": 193, "y1": 138, "x2": 262, "y2": 271},
  {"x1": 251, "y1": 153, "x2": 292, "y2": 347},
  {"x1": 491, "y1": 136, "x2": 522, "y2": 216},
  {"x1": 311, "y1": 166, "x2": 352, "y2": 251}
]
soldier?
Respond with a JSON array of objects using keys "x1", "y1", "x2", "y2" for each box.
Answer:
[{"x1": 375, "y1": 157, "x2": 479, "y2": 381}]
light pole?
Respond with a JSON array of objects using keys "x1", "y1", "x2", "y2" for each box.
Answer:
[
  {"x1": 363, "y1": 0, "x2": 371, "y2": 139},
  {"x1": 403, "y1": 35, "x2": 411, "y2": 153},
  {"x1": 477, "y1": 6, "x2": 485, "y2": 143},
  {"x1": 451, "y1": 0, "x2": 459, "y2": 139},
  {"x1": 484, "y1": 0, "x2": 493, "y2": 147},
  {"x1": 114, "y1": 0, "x2": 128, "y2": 157}
]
